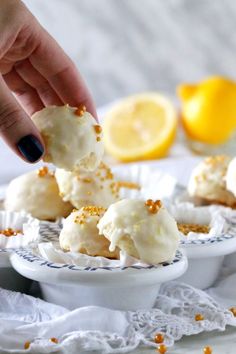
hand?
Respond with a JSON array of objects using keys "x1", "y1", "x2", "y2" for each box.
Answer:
[{"x1": 0, "y1": 0, "x2": 97, "y2": 162}]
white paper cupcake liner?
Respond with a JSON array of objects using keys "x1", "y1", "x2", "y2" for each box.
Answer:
[
  {"x1": 37, "y1": 242, "x2": 150, "y2": 268},
  {"x1": 167, "y1": 203, "x2": 231, "y2": 241},
  {"x1": 0, "y1": 211, "x2": 39, "y2": 249},
  {"x1": 112, "y1": 164, "x2": 178, "y2": 201}
]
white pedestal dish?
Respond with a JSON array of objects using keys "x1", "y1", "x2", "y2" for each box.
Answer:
[
  {"x1": 179, "y1": 236, "x2": 236, "y2": 289},
  {"x1": 10, "y1": 249, "x2": 187, "y2": 310},
  {"x1": 0, "y1": 251, "x2": 31, "y2": 292}
]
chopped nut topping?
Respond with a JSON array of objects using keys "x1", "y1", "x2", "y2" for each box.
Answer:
[
  {"x1": 195, "y1": 313, "x2": 205, "y2": 321},
  {"x1": 203, "y1": 346, "x2": 212, "y2": 354},
  {"x1": 229, "y1": 307, "x2": 236, "y2": 316},
  {"x1": 94, "y1": 124, "x2": 102, "y2": 134},
  {"x1": 145, "y1": 199, "x2": 162, "y2": 214},
  {"x1": 114, "y1": 181, "x2": 141, "y2": 190},
  {"x1": 205, "y1": 155, "x2": 228, "y2": 166},
  {"x1": 0, "y1": 228, "x2": 22, "y2": 237},
  {"x1": 82, "y1": 206, "x2": 107, "y2": 214},
  {"x1": 178, "y1": 223, "x2": 210, "y2": 235},
  {"x1": 24, "y1": 341, "x2": 31, "y2": 350},
  {"x1": 74, "y1": 206, "x2": 107, "y2": 224},
  {"x1": 157, "y1": 344, "x2": 167, "y2": 354},
  {"x1": 74, "y1": 105, "x2": 86, "y2": 117},
  {"x1": 82, "y1": 178, "x2": 92, "y2": 183},
  {"x1": 37, "y1": 166, "x2": 48, "y2": 177},
  {"x1": 37, "y1": 166, "x2": 54, "y2": 178},
  {"x1": 154, "y1": 333, "x2": 164, "y2": 344}
]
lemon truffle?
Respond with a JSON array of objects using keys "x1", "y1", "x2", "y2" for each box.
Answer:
[
  {"x1": 55, "y1": 162, "x2": 120, "y2": 209},
  {"x1": 188, "y1": 155, "x2": 236, "y2": 207},
  {"x1": 32, "y1": 105, "x2": 104, "y2": 172},
  {"x1": 4, "y1": 167, "x2": 73, "y2": 220},
  {"x1": 226, "y1": 157, "x2": 236, "y2": 197},
  {"x1": 97, "y1": 198, "x2": 180, "y2": 264},
  {"x1": 59, "y1": 206, "x2": 119, "y2": 258}
]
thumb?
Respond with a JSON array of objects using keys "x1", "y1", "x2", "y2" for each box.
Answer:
[{"x1": 0, "y1": 76, "x2": 44, "y2": 162}]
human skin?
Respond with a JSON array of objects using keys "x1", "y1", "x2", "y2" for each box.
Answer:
[{"x1": 0, "y1": 0, "x2": 97, "y2": 162}]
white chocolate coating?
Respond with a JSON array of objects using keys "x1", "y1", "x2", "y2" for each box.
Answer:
[
  {"x1": 32, "y1": 106, "x2": 104, "y2": 172},
  {"x1": 97, "y1": 199, "x2": 180, "y2": 264},
  {"x1": 59, "y1": 207, "x2": 119, "y2": 258},
  {"x1": 4, "y1": 169, "x2": 73, "y2": 220},
  {"x1": 226, "y1": 157, "x2": 236, "y2": 197},
  {"x1": 188, "y1": 155, "x2": 236, "y2": 207},
  {"x1": 55, "y1": 162, "x2": 120, "y2": 209}
]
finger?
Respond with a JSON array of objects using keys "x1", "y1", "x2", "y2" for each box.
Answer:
[
  {"x1": 14, "y1": 59, "x2": 63, "y2": 107},
  {"x1": 3, "y1": 68, "x2": 44, "y2": 115},
  {"x1": 0, "y1": 75, "x2": 44, "y2": 162},
  {"x1": 29, "y1": 28, "x2": 97, "y2": 118}
]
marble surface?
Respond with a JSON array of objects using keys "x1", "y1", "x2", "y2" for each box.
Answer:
[{"x1": 22, "y1": 0, "x2": 236, "y2": 106}]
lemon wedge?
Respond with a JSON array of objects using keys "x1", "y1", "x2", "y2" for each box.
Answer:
[{"x1": 102, "y1": 93, "x2": 177, "y2": 162}]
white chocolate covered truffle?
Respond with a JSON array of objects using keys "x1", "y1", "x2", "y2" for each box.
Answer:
[
  {"x1": 55, "y1": 162, "x2": 120, "y2": 209},
  {"x1": 97, "y1": 198, "x2": 180, "y2": 264},
  {"x1": 4, "y1": 167, "x2": 73, "y2": 220},
  {"x1": 188, "y1": 155, "x2": 236, "y2": 207},
  {"x1": 60, "y1": 206, "x2": 119, "y2": 258},
  {"x1": 226, "y1": 157, "x2": 236, "y2": 197},
  {"x1": 32, "y1": 105, "x2": 104, "y2": 172}
]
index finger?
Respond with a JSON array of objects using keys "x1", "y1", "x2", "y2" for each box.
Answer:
[{"x1": 29, "y1": 27, "x2": 97, "y2": 118}]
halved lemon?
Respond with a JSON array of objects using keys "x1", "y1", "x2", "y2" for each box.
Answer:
[{"x1": 102, "y1": 93, "x2": 177, "y2": 162}]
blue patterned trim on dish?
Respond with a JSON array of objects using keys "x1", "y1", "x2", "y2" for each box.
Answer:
[
  {"x1": 13, "y1": 248, "x2": 183, "y2": 272},
  {"x1": 180, "y1": 234, "x2": 234, "y2": 245}
]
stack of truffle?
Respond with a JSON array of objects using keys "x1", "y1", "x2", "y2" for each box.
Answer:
[{"x1": 4, "y1": 105, "x2": 180, "y2": 264}]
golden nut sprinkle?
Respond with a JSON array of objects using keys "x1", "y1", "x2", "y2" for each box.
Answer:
[
  {"x1": 145, "y1": 199, "x2": 162, "y2": 214},
  {"x1": 0, "y1": 228, "x2": 22, "y2": 237},
  {"x1": 154, "y1": 333, "x2": 164, "y2": 344},
  {"x1": 178, "y1": 223, "x2": 210, "y2": 235},
  {"x1": 229, "y1": 307, "x2": 236, "y2": 317},
  {"x1": 203, "y1": 346, "x2": 212, "y2": 354},
  {"x1": 94, "y1": 124, "x2": 103, "y2": 134},
  {"x1": 195, "y1": 313, "x2": 205, "y2": 321},
  {"x1": 37, "y1": 166, "x2": 49, "y2": 177},
  {"x1": 24, "y1": 341, "x2": 31, "y2": 350},
  {"x1": 74, "y1": 105, "x2": 86, "y2": 117},
  {"x1": 157, "y1": 344, "x2": 167, "y2": 353}
]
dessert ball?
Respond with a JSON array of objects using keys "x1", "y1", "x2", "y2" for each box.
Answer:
[
  {"x1": 97, "y1": 198, "x2": 179, "y2": 264},
  {"x1": 32, "y1": 105, "x2": 104, "y2": 172},
  {"x1": 59, "y1": 206, "x2": 119, "y2": 258},
  {"x1": 226, "y1": 157, "x2": 236, "y2": 197},
  {"x1": 5, "y1": 167, "x2": 73, "y2": 220},
  {"x1": 55, "y1": 162, "x2": 120, "y2": 209},
  {"x1": 188, "y1": 155, "x2": 236, "y2": 207}
]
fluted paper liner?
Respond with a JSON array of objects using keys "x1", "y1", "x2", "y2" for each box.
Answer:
[{"x1": 0, "y1": 211, "x2": 39, "y2": 249}]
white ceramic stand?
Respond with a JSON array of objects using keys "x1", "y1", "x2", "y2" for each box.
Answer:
[
  {"x1": 40, "y1": 282, "x2": 161, "y2": 310},
  {"x1": 178, "y1": 256, "x2": 224, "y2": 289}
]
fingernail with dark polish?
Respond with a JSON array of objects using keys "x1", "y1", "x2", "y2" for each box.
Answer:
[{"x1": 17, "y1": 135, "x2": 44, "y2": 162}]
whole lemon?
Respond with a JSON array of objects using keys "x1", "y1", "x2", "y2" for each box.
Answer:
[{"x1": 177, "y1": 76, "x2": 236, "y2": 144}]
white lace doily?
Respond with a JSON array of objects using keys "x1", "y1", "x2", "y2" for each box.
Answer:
[{"x1": 0, "y1": 280, "x2": 235, "y2": 353}]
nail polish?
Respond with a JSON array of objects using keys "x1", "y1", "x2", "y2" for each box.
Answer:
[{"x1": 17, "y1": 135, "x2": 44, "y2": 162}]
